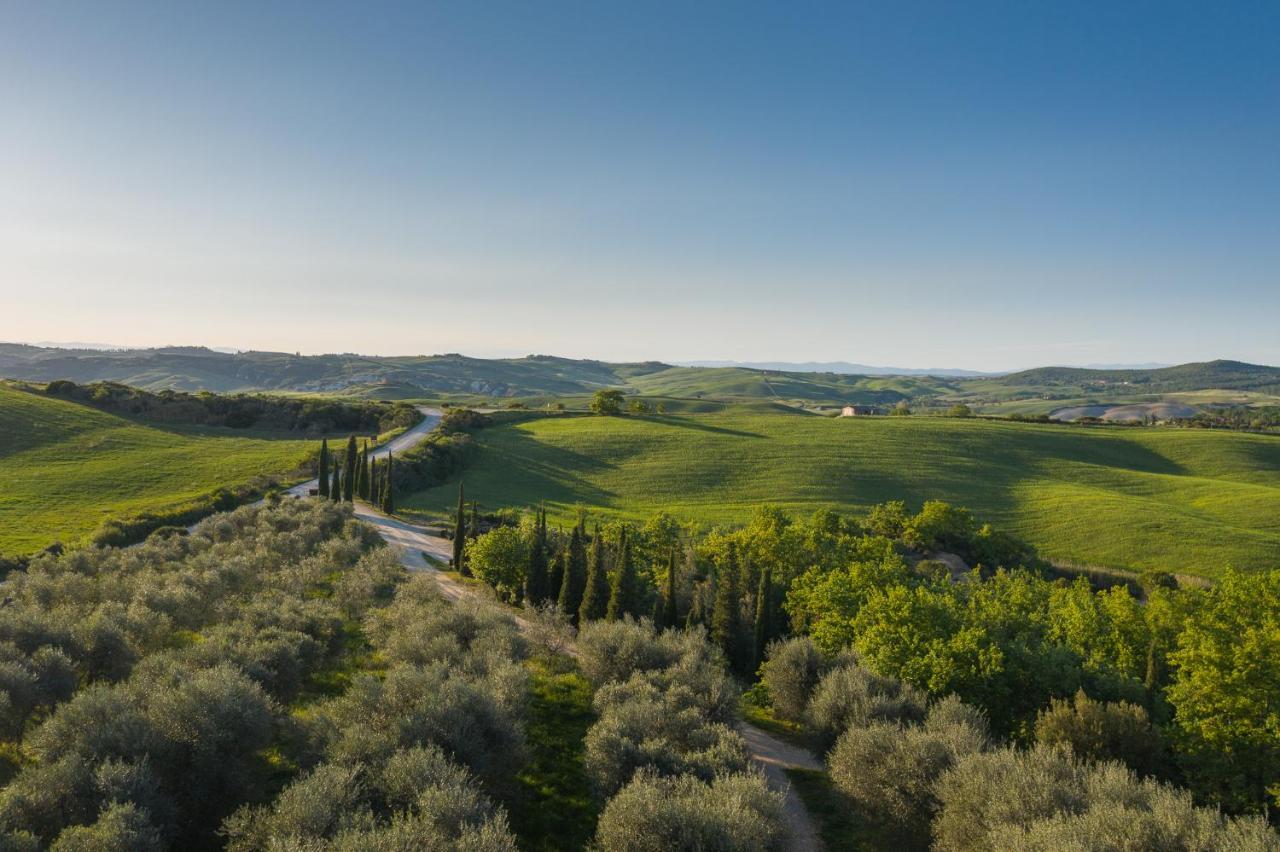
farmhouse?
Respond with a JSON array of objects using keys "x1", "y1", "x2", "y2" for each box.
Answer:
[{"x1": 841, "y1": 404, "x2": 879, "y2": 416}]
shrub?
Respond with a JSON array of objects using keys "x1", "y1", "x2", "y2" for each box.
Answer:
[
  {"x1": 224, "y1": 746, "x2": 517, "y2": 852},
  {"x1": 305, "y1": 663, "x2": 526, "y2": 785},
  {"x1": 585, "y1": 672, "x2": 749, "y2": 797},
  {"x1": 49, "y1": 802, "x2": 163, "y2": 852},
  {"x1": 591, "y1": 771, "x2": 785, "y2": 852},
  {"x1": 1034, "y1": 689, "x2": 1162, "y2": 776},
  {"x1": 577, "y1": 619, "x2": 684, "y2": 688},
  {"x1": 828, "y1": 695, "x2": 988, "y2": 849},
  {"x1": 807, "y1": 660, "x2": 927, "y2": 751},
  {"x1": 759, "y1": 636, "x2": 823, "y2": 722},
  {"x1": 932, "y1": 745, "x2": 1278, "y2": 852}
]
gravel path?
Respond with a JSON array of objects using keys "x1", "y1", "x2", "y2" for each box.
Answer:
[{"x1": 291, "y1": 406, "x2": 830, "y2": 850}]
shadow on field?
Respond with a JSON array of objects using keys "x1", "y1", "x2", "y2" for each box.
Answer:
[{"x1": 647, "y1": 415, "x2": 765, "y2": 438}]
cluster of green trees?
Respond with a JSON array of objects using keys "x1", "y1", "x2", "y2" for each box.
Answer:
[
  {"x1": 588, "y1": 389, "x2": 667, "y2": 415},
  {"x1": 462, "y1": 497, "x2": 1280, "y2": 821},
  {"x1": 0, "y1": 500, "x2": 538, "y2": 850},
  {"x1": 462, "y1": 501, "x2": 782, "y2": 676},
  {"x1": 41, "y1": 380, "x2": 419, "y2": 434},
  {"x1": 576, "y1": 619, "x2": 784, "y2": 850},
  {"x1": 317, "y1": 437, "x2": 396, "y2": 512},
  {"x1": 1171, "y1": 405, "x2": 1280, "y2": 433},
  {"x1": 759, "y1": 639, "x2": 1277, "y2": 849}
]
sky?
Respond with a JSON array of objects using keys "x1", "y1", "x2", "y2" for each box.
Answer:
[{"x1": 0, "y1": 1, "x2": 1277, "y2": 371}]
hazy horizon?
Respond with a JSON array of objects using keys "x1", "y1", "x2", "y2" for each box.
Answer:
[{"x1": 2, "y1": 2, "x2": 1277, "y2": 371}]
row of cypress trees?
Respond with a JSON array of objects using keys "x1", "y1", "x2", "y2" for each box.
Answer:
[
  {"x1": 317, "y1": 437, "x2": 395, "y2": 513},
  {"x1": 501, "y1": 491, "x2": 777, "y2": 673}
]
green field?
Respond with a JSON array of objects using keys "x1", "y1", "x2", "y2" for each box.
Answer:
[
  {"x1": 402, "y1": 410, "x2": 1280, "y2": 578},
  {"x1": 0, "y1": 385, "x2": 319, "y2": 554}
]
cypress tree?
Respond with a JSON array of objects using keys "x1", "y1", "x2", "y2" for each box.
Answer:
[
  {"x1": 548, "y1": 549, "x2": 565, "y2": 609},
  {"x1": 558, "y1": 523, "x2": 587, "y2": 625},
  {"x1": 363, "y1": 442, "x2": 372, "y2": 499},
  {"x1": 711, "y1": 543, "x2": 742, "y2": 670},
  {"x1": 329, "y1": 462, "x2": 341, "y2": 502},
  {"x1": 343, "y1": 435, "x2": 357, "y2": 501},
  {"x1": 661, "y1": 550, "x2": 679, "y2": 630},
  {"x1": 318, "y1": 439, "x2": 330, "y2": 498},
  {"x1": 753, "y1": 565, "x2": 773, "y2": 669},
  {"x1": 606, "y1": 525, "x2": 641, "y2": 621},
  {"x1": 525, "y1": 508, "x2": 549, "y2": 605},
  {"x1": 469, "y1": 501, "x2": 479, "y2": 539},
  {"x1": 578, "y1": 525, "x2": 609, "y2": 624},
  {"x1": 354, "y1": 443, "x2": 365, "y2": 500},
  {"x1": 382, "y1": 453, "x2": 395, "y2": 513},
  {"x1": 357, "y1": 441, "x2": 369, "y2": 500},
  {"x1": 453, "y1": 482, "x2": 467, "y2": 574},
  {"x1": 685, "y1": 583, "x2": 706, "y2": 630}
]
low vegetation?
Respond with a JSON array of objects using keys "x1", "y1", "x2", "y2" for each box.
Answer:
[{"x1": 0, "y1": 500, "x2": 543, "y2": 850}]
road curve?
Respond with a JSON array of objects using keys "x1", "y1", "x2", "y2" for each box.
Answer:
[
  {"x1": 282, "y1": 406, "x2": 442, "y2": 499},
  {"x1": 295, "y1": 405, "x2": 828, "y2": 850}
]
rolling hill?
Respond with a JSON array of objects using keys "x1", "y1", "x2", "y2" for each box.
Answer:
[
  {"x1": 400, "y1": 410, "x2": 1280, "y2": 579},
  {"x1": 0, "y1": 384, "x2": 321, "y2": 555},
  {"x1": 4, "y1": 345, "x2": 1277, "y2": 408}
]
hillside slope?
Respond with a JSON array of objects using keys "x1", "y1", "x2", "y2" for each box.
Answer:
[
  {"x1": 4, "y1": 345, "x2": 1275, "y2": 407},
  {"x1": 400, "y1": 412, "x2": 1280, "y2": 578},
  {"x1": 0, "y1": 385, "x2": 318, "y2": 554}
]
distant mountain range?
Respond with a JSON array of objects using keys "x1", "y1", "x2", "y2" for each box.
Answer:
[
  {"x1": 677, "y1": 360, "x2": 1177, "y2": 376},
  {"x1": 676, "y1": 360, "x2": 996, "y2": 377},
  {"x1": 0, "y1": 343, "x2": 1275, "y2": 404}
]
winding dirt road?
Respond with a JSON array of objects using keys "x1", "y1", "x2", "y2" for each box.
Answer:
[{"x1": 309, "y1": 407, "x2": 827, "y2": 850}]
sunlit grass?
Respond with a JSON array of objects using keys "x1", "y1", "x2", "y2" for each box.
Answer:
[{"x1": 401, "y1": 412, "x2": 1280, "y2": 578}]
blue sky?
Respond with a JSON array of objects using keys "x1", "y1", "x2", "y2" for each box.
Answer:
[{"x1": 1, "y1": 1, "x2": 1276, "y2": 369}]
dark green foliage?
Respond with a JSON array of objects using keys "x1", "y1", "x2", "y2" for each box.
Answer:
[
  {"x1": 753, "y1": 566, "x2": 772, "y2": 669},
  {"x1": 329, "y1": 461, "x2": 341, "y2": 502},
  {"x1": 558, "y1": 524, "x2": 587, "y2": 625},
  {"x1": 589, "y1": 389, "x2": 624, "y2": 415},
  {"x1": 342, "y1": 436, "x2": 356, "y2": 502},
  {"x1": 606, "y1": 527, "x2": 642, "y2": 621},
  {"x1": 36, "y1": 381, "x2": 418, "y2": 434},
  {"x1": 578, "y1": 527, "x2": 609, "y2": 624},
  {"x1": 660, "y1": 551, "x2": 678, "y2": 630},
  {"x1": 318, "y1": 439, "x2": 330, "y2": 498},
  {"x1": 525, "y1": 509, "x2": 550, "y2": 606},
  {"x1": 710, "y1": 545, "x2": 743, "y2": 671},
  {"x1": 547, "y1": 550, "x2": 565, "y2": 608},
  {"x1": 1035, "y1": 690, "x2": 1162, "y2": 777},
  {"x1": 356, "y1": 441, "x2": 369, "y2": 500},
  {"x1": 453, "y1": 482, "x2": 468, "y2": 574},
  {"x1": 381, "y1": 454, "x2": 394, "y2": 513}
]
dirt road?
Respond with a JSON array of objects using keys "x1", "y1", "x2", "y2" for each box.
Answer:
[{"x1": 301, "y1": 406, "x2": 828, "y2": 850}]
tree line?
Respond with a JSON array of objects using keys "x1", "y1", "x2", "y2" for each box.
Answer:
[
  {"x1": 456, "y1": 495, "x2": 1280, "y2": 822},
  {"x1": 316, "y1": 435, "x2": 396, "y2": 513},
  {"x1": 40, "y1": 380, "x2": 419, "y2": 434}
]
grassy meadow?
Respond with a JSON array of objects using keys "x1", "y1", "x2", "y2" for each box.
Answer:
[
  {"x1": 0, "y1": 385, "x2": 319, "y2": 554},
  {"x1": 401, "y1": 409, "x2": 1280, "y2": 578}
]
